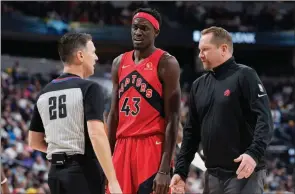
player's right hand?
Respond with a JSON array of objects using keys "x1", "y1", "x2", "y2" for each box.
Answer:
[
  {"x1": 169, "y1": 174, "x2": 185, "y2": 194},
  {"x1": 108, "y1": 181, "x2": 122, "y2": 194}
]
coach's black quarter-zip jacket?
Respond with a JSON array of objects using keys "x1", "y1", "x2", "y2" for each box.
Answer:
[{"x1": 174, "y1": 57, "x2": 273, "y2": 179}]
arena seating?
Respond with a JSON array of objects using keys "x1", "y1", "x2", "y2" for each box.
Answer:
[{"x1": 2, "y1": 1, "x2": 294, "y2": 31}]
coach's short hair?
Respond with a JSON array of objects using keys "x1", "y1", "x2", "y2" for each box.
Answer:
[
  {"x1": 201, "y1": 26, "x2": 233, "y2": 53},
  {"x1": 58, "y1": 32, "x2": 92, "y2": 63}
]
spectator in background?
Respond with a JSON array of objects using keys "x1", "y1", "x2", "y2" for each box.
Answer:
[
  {"x1": 286, "y1": 120, "x2": 295, "y2": 146},
  {"x1": 185, "y1": 167, "x2": 204, "y2": 193},
  {"x1": 271, "y1": 101, "x2": 282, "y2": 130},
  {"x1": 2, "y1": 1, "x2": 295, "y2": 31},
  {"x1": 32, "y1": 155, "x2": 47, "y2": 174},
  {"x1": 1, "y1": 68, "x2": 51, "y2": 193}
]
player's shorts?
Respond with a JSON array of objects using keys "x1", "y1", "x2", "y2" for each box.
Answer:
[{"x1": 113, "y1": 134, "x2": 164, "y2": 194}]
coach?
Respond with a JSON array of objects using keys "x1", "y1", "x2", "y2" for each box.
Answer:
[
  {"x1": 170, "y1": 26, "x2": 273, "y2": 194},
  {"x1": 28, "y1": 32, "x2": 121, "y2": 194}
]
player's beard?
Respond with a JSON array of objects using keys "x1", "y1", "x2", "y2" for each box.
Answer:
[
  {"x1": 133, "y1": 45, "x2": 146, "y2": 51},
  {"x1": 133, "y1": 41, "x2": 150, "y2": 51},
  {"x1": 133, "y1": 44, "x2": 141, "y2": 50}
]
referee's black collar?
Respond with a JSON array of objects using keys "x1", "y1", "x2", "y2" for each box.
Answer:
[
  {"x1": 59, "y1": 73, "x2": 81, "y2": 78},
  {"x1": 210, "y1": 56, "x2": 236, "y2": 75}
]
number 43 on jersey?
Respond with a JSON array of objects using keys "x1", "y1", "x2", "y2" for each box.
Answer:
[{"x1": 120, "y1": 97, "x2": 141, "y2": 116}]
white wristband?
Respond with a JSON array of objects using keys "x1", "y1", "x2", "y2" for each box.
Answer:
[{"x1": 1, "y1": 177, "x2": 7, "y2": 184}]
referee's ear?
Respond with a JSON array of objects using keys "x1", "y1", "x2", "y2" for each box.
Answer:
[{"x1": 76, "y1": 50, "x2": 84, "y2": 63}]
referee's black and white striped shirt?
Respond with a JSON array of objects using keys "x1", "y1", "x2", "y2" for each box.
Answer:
[{"x1": 29, "y1": 73, "x2": 104, "y2": 160}]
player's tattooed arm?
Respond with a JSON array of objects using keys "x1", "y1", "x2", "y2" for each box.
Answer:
[
  {"x1": 153, "y1": 53, "x2": 181, "y2": 193},
  {"x1": 107, "y1": 54, "x2": 122, "y2": 154}
]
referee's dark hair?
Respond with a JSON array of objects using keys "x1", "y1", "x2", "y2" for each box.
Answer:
[{"x1": 58, "y1": 32, "x2": 92, "y2": 64}]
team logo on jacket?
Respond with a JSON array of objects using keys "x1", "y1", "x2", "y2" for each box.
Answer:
[{"x1": 224, "y1": 89, "x2": 231, "y2": 97}]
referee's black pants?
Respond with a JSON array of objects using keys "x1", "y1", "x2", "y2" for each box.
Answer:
[{"x1": 48, "y1": 157, "x2": 105, "y2": 194}]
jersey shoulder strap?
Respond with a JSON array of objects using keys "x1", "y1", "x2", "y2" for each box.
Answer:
[{"x1": 118, "y1": 51, "x2": 133, "y2": 78}]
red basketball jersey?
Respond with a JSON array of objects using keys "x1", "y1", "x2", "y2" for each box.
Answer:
[{"x1": 117, "y1": 48, "x2": 166, "y2": 138}]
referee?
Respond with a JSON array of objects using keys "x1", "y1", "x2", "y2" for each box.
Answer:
[
  {"x1": 170, "y1": 27, "x2": 273, "y2": 194},
  {"x1": 28, "y1": 32, "x2": 122, "y2": 194}
]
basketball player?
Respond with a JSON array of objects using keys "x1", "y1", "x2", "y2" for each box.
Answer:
[{"x1": 107, "y1": 8, "x2": 181, "y2": 194}]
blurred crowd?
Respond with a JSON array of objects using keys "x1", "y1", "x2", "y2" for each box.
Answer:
[
  {"x1": 1, "y1": 67, "x2": 50, "y2": 193},
  {"x1": 2, "y1": 1, "x2": 295, "y2": 31},
  {"x1": 1, "y1": 59, "x2": 294, "y2": 193}
]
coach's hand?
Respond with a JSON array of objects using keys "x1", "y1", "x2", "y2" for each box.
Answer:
[
  {"x1": 153, "y1": 173, "x2": 170, "y2": 194},
  {"x1": 234, "y1": 153, "x2": 257, "y2": 179},
  {"x1": 169, "y1": 174, "x2": 185, "y2": 194}
]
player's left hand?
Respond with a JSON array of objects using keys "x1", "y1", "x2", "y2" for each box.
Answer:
[
  {"x1": 153, "y1": 173, "x2": 171, "y2": 194},
  {"x1": 234, "y1": 153, "x2": 257, "y2": 179}
]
